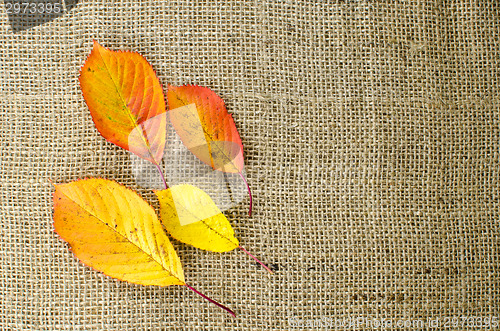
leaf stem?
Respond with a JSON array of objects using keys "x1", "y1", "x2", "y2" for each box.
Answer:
[
  {"x1": 239, "y1": 246, "x2": 274, "y2": 274},
  {"x1": 154, "y1": 162, "x2": 168, "y2": 190},
  {"x1": 184, "y1": 283, "x2": 236, "y2": 317},
  {"x1": 238, "y1": 172, "x2": 252, "y2": 216}
]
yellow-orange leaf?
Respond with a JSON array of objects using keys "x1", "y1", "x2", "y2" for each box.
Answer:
[
  {"x1": 53, "y1": 178, "x2": 185, "y2": 286},
  {"x1": 156, "y1": 184, "x2": 239, "y2": 252},
  {"x1": 79, "y1": 41, "x2": 166, "y2": 164}
]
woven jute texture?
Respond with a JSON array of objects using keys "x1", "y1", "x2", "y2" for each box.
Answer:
[{"x1": 1, "y1": 1, "x2": 499, "y2": 330}]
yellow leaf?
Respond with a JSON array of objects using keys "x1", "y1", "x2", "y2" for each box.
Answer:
[
  {"x1": 53, "y1": 178, "x2": 185, "y2": 286},
  {"x1": 156, "y1": 184, "x2": 239, "y2": 252}
]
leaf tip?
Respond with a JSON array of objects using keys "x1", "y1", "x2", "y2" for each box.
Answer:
[
  {"x1": 90, "y1": 40, "x2": 108, "y2": 57},
  {"x1": 92, "y1": 39, "x2": 101, "y2": 49}
]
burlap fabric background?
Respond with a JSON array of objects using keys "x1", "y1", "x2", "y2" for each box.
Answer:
[{"x1": 1, "y1": 1, "x2": 499, "y2": 330}]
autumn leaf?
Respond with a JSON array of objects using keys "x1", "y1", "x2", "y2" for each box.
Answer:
[
  {"x1": 156, "y1": 184, "x2": 272, "y2": 273},
  {"x1": 167, "y1": 85, "x2": 253, "y2": 215},
  {"x1": 52, "y1": 178, "x2": 235, "y2": 316},
  {"x1": 156, "y1": 184, "x2": 239, "y2": 252},
  {"x1": 53, "y1": 178, "x2": 184, "y2": 285},
  {"x1": 79, "y1": 41, "x2": 167, "y2": 167}
]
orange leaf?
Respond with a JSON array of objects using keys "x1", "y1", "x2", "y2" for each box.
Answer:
[
  {"x1": 167, "y1": 85, "x2": 252, "y2": 214},
  {"x1": 79, "y1": 41, "x2": 166, "y2": 164},
  {"x1": 53, "y1": 178, "x2": 185, "y2": 286},
  {"x1": 167, "y1": 85, "x2": 244, "y2": 173}
]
